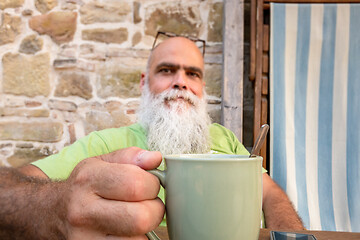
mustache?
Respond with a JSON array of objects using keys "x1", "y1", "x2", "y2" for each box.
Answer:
[{"x1": 161, "y1": 89, "x2": 198, "y2": 106}]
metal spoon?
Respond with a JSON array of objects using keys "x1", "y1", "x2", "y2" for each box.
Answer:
[{"x1": 250, "y1": 124, "x2": 269, "y2": 157}]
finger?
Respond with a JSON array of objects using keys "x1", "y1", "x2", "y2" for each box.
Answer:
[
  {"x1": 106, "y1": 235, "x2": 147, "y2": 240},
  {"x1": 92, "y1": 163, "x2": 161, "y2": 201},
  {"x1": 68, "y1": 229, "x2": 147, "y2": 240},
  {"x1": 99, "y1": 147, "x2": 163, "y2": 170},
  {"x1": 87, "y1": 198, "x2": 165, "y2": 237},
  {"x1": 136, "y1": 150, "x2": 163, "y2": 170}
]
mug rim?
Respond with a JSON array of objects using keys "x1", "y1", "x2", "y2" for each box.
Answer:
[{"x1": 164, "y1": 154, "x2": 263, "y2": 162}]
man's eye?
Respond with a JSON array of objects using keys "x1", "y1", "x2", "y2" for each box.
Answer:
[
  {"x1": 187, "y1": 72, "x2": 200, "y2": 78},
  {"x1": 159, "y1": 68, "x2": 172, "y2": 73}
]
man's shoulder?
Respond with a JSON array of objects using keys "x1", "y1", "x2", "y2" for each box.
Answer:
[
  {"x1": 209, "y1": 123, "x2": 249, "y2": 155},
  {"x1": 209, "y1": 123, "x2": 234, "y2": 136},
  {"x1": 95, "y1": 123, "x2": 145, "y2": 137}
]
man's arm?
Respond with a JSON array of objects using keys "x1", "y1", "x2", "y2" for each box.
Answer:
[
  {"x1": 262, "y1": 173, "x2": 305, "y2": 230},
  {"x1": 0, "y1": 147, "x2": 165, "y2": 239},
  {"x1": 0, "y1": 167, "x2": 67, "y2": 239}
]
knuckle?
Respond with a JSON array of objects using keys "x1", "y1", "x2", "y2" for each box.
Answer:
[
  {"x1": 126, "y1": 172, "x2": 147, "y2": 200},
  {"x1": 72, "y1": 170, "x2": 90, "y2": 186},
  {"x1": 67, "y1": 203, "x2": 88, "y2": 227},
  {"x1": 127, "y1": 146, "x2": 142, "y2": 156},
  {"x1": 69, "y1": 160, "x2": 94, "y2": 186},
  {"x1": 132, "y1": 205, "x2": 153, "y2": 234}
]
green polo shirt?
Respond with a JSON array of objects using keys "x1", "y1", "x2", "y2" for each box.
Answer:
[
  {"x1": 32, "y1": 123, "x2": 250, "y2": 180},
  {"x1": 32, "y1": 123, "x2": 265, "y2": 227}
]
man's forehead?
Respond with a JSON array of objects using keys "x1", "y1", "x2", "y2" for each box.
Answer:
[{"x1": 149, "y1": 37, "x2": 204, "y2": 69}]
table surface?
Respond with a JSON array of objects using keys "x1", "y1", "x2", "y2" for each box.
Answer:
[{"x1": 154, "y1": 226, "x2": 360, "y2": 240}]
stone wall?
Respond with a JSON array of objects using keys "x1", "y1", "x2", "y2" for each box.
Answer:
[{"x1": 0, "y1": 0, "x2": 228, "y2": 167}]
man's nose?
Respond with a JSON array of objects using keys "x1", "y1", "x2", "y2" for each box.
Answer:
[{"x1": 172, "y1": 71, "x2": 188, "y2": 90}]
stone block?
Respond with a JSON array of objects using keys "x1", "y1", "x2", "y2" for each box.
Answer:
[
  {"x1": 48, "y1": 99, "x2": 77, "y2": 112},
  {"x1": 60, "y1": 1, "x2": 77, "y2": 11},
  {"x1": 97, "y1": 67, "x2": 141, "y2": 98},
  {"x1": 22, "y1": 9, "x2": 33, "y2": 16},
  {"x1": 29, "y1": 11, "x2": 77, "y2": 44},
  {"x1": 76, "y1": 59, "x2": 95, "y2": 72},
  {"x1": 145, "y1": 3, "x2": 202, "y2": 37},
  {"x1": 207, "y1": 2, "x2": 223, "y2": 42},
  {"x1": 104, "y1": 101, "x2": 123, "y2": 112},
  {"x1": 68, "y1": 123, "x2": 76, "y2": 144},
  {"x1": 4, "y1": 97, "x2": 24, "y2": 107},
  {"x1": 16, "y1": 143, "x2": 33, "y2": 148},
  {"x1": 19, "y1": 34, "x2": 43, "y2": 54},
  {"x1": 0, "y1": 0, "x2": 24, "y2": 10},
  {"x1": 83, "y1": 110, "x2": 113, "y2": 134},
  {"x1": 0, "y1": 143, "x2": 12, "y2": 159},
  {"x1": 62, "y1": 111, "x2": 78, "y2": 123},
  {"x1": 0, "y1": 143, "x2": 13, "y2": 149},
  {"x1": 2, "y1": 53, "x2": 50, "y2": 97},
  {"x1": 83, "y1": 108, "x2": 133, "y2": 135},
  {"x1": 25, "y1": 101, "x2": 42, "y2": 107},
  {"x1": 105, "y1": 48, "x2": 149, "y2": 59},
  {"x1": 0, "y1": 13, "x2": 22, "y2": 46},
  {"x1": 55, "y1": 72, "x2": 92, "y2": 99},
  {"x1": 35, "y1": 0, "x2": 58, "y2": 14},
  {"x1": 78, "y1": 101, "x2": 103, "y2": 111},
  {"x1": 7, "y1": 147, "x2": 52, "y2": 167},
  {"x1": 132, "y1": 31, "x2": 142, "y2": 46},
  {"x1": 53, "y1": 58, "x2": 77, "y2": 69},
  {"x1": 133, "y1": 2, "x2": 142, "y2": 24},
  {"x1": 58, "y1": 44, "x2": 77, "y2": 59},
  {"x1": 0, "y1": 122, "x2": 63, "y2": 142},
  {"x1": 80, "y1": 1, "x2": 131, "y2": 24},
  {"x1": 82, "y1": 28, "x2": 128, "y2": 44},
  {"x1": 204, "y1": 64, "x2": 222, "y2": 98},
  {"x1": 110, "y1": 110, "x2": 134, "y2": 128},
  {"x1": 0, "y1": 107, "x2": 49, "y2": 117},
  {"x1": 125, "y1": 100, "x2": 140, "y2": 109},
  {"x1": 79, "y1": 44, "x2": 106, "y2": 60}
]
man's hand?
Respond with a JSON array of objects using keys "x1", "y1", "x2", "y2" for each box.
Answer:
[
  {"x1": 64, "y1": 147, "x2": 165, "y2": 239},
  {"x1": 0, "y1": 147, "x2": 165, "y2": 240}
]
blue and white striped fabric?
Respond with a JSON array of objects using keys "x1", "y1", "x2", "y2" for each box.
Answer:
[{"x1": 270, "y1": 3, "x2": 360, "y2": 232}]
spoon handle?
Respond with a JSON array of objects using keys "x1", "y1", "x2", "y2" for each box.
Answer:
[{"x1": 250, "y1": 124, "x2": 269, "y2": 157}]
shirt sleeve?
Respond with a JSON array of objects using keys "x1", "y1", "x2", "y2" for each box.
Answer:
[
  {"x1": 31, "y1": 131, "x2": 111, "y2": 180},
  {"x1": 210, "y1": 123, "x2": 267, "y2": 173}
]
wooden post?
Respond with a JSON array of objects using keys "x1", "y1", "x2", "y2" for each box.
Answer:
[{"x1": 221, "y1": 0, "x2": 244, "y2": 141}]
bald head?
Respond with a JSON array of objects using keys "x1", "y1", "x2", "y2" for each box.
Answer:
[{"x1": 149, "y1": 37, "x2": 204, "y2": 69}]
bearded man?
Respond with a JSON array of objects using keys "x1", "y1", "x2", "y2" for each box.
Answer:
[{"x1": 0, "y1": 35, "x2": 304, "y2": 239}]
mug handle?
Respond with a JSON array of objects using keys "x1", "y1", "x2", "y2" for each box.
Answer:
[
  {"x1": 146, "y1": 169, "x2": 166, "y2": 240},
  {"x1": 146, "y1": 230, "x2": 161, "y2": 240}
]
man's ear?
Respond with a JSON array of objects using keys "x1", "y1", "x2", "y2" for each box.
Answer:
[{"x1": 140, "y1": 73, "x2": 146, "y2": 91}]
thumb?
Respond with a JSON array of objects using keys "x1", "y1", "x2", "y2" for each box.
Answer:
[{"x1": 97, "y1": 147, "x2": 163, "y2": 170}]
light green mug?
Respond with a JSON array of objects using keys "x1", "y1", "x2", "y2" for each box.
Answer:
[{"x1": 148, "y1": 154, "x2": 263, "y2": 240}]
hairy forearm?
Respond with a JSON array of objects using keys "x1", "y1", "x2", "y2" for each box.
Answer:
[
  {"x1": 263, "y1": 184, "x2": 304, "y2": 230},
  {"x1": 0, "y1": 167, "x2": 67, "y2": 240}
]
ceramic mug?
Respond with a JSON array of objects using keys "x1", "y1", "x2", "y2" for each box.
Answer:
[{"x1": 147, "y1": 154, "x2": 263, "y2": 240}]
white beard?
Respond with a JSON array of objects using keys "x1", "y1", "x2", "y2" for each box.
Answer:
[{"x1": 137, "y1": 83, "x2": 211, "y2": 155}]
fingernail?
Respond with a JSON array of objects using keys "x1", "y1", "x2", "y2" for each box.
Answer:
[{"x1": 136, "y1": 150, "x2": 149, "y2": 162}]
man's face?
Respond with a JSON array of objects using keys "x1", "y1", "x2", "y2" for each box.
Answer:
[
  {"x1": 142, "y1": 37, "x2": 205, "y2": 102},
  {"x1": 137, "y1": 37, "x2": 211, "y2": 155}
]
